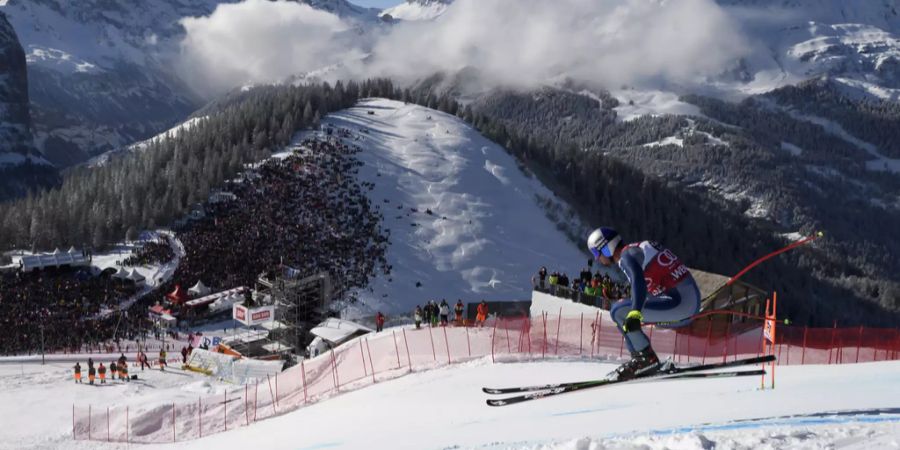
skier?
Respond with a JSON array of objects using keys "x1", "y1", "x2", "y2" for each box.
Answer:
[
  {"x1": 73, "y1": 362, "x2": 82, "y2": 384},
  {"x1": 587, "y1": 227, "x2": 700, "y2": 381},
  {"x1": 454, "y1": 300, "x2": 465, "y2": 326}
]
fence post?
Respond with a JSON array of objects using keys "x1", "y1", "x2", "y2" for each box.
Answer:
[
  {"x1": 359, "y1": 340, "x2": 367, "y2": 376},
  {"x1": 198, "y1": 397, "x2": 202, "y2": 439},
  {"x1": 392, "y1": 331, "x2": 401, "y2": 369},
  {"x1": 579, "y1": 312, "x2": 584, "y2": 355},
  {"x1": 687, "y1": 328, "x2": 691, "y2": 364},
  {"x1": 364, "y1": 338, "x2": 376, "y2": 383},
  {"x1": 72, "y1": 405, "x2": 75, "y2": 440},
  {"x1": 402, "y1": 328, "x2": 412, "y2": 370},
  {"x1": 490, "y1": 317, "x2": 498, "y2": 363},
  {"x1": 800, "y1": 326, "x2": 808, "y2": 365},
  {"x1": 855, "y1": 326, "x2": 864, "y2": 363},
  {"x1": 465, "y1": 325, "x2": 471, "y2": 357},
  {"x1": 254, "y1": 382, "x2": 259, "y2": 422},
  {"x1": 505, "y1": 325, "x2": 511, "y2": 354},
  {"x1": 89, "y1": 405, "x2": 91, "y2": 440},
  {"x1": 442, "y1": 326, "x2": 451, "y2": 364},
  {"x1": 330, "y1": 349, "x2": 339, "y2": 390},
  {"x1": 428, "y1": 326, "x2": 436, "y2": 362},
  {"x1": 267, "y1": 374, "x2": 276, "y2": 415},
  {"x1": 593, "y1": 311, "x2": 601, "y2": 358},
  {"x1": 172, "y1": 403, "x2": 176, "y2": 443},
  {"x1": 701, "y1": 320, "x2": 712, "y2": 364},
  {"x1": 107, "y1": 407, "x2": 110, "y2": 442},
  {"x1": 245, "y1": 385, "x2": 250, "y2": 425},
  {"x1": 673, "y1": 329, "x2": 679, "y2": 363},
  {"x1": 828, "y1": 321, "x2": 837, "y2": 364},
  {"x1": 555, "y1": 310, "x2": 562, "y2": 355},
  {"x1": 542, "y1": 312, "x2": 547, "y2": 358},
  {"x1": 126, "y1": 406, "x2": 129, "y2": 444},
  {"x1": 722, "y1": 320, "x2": 730, "y2": 364},
  {"x1": 224, "y1": 390, "x2": 227, "y2": 431}
]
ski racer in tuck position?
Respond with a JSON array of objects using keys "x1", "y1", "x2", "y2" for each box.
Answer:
[{"x1": 587, "y1": 227, "x2": 701, "y2": 381}]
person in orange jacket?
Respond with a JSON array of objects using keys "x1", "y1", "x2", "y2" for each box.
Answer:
[
  {"x1": 73, "y1": 362, "x2": 82, "y2": 384},
  {"x1": 98, "y1": 363, "x2": 107, "y2": 384},
  {"x1": 375, "y1": 311, "x2": 386, "y2": 332},
  {"x1": 476, "y1": 300, "x2": 488, "y2": 327}
]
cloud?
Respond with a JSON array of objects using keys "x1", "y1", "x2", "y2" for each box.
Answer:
[
  {"x1": 177, "y1": 0, "x2": 365, "y2": 98},
  {"x1": 178, "y1": 0, "x2": 750, "y2": 98}
]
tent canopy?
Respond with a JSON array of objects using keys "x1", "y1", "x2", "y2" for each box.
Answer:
[
  {"x1": 188, "y1": 280, "x2": 211, "y2": 296},
  {"x1": 167, "y1": 284, "x2": 190, "y2": 304}
]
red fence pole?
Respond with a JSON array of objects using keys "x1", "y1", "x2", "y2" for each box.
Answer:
[
  {"x1": 267, "y1": 374, "x2": 276, "y2": 415},
  {"x1": 490, "y1": 317, "x2": 498, "y2": 363},
  {"x1": 254, "y1": 383, "x2": 258, "y2": 422},
  {"x1": 465, "y1": 326, "x2": 471, "y2": 357},
  {"x1": 359, "y1": 340, "x2": 367, "y2": 376},
  {"x1": 722, "y1": 320, "x2": 730, "y2": 364},
  {"x1": 505, "y1": 325, "x2": 511, "y2": 353},
  {"x1": 364, "y1": 338, "x2": 376, "y2": 383},
  {"x1": 555, "y1": 310, "x2": 562, "y2": 355},
  {"x1": 172, "y1": 403, "x2": 176, "y2": 443},
  {"x1": 443, "y1": 326, "x2": 451, "y2": 364},
  {"x1": 300, "y1": 360, "x2": 308, "y2": 403},
  {"x1": 592, "y1": 311, "x2": 600, "y2": 358},
  {"x1": 428, "y1": 327, "x2": 436, "y2": 362},
  {"x1": 828, "y1": 321, "x2": 837, "y2": 364},
  {"x1": 392, "y1": 331, "x2": 401, "y2": 369},
  {"x1": 542, "y1": 312, "x2": 547, "y2": 358},
  {"x1": 402, "y1": 328, "x2": 412, "y2": 369},
  {"x1": 673, "y1": 329, "x2": 679, "y2": 363},
  {"x1": 579, "y1": 312, "x2": 584, "y2": 355},
  {"x1": 855, "y1": 326, "x2": 864, "y2": 363},
  {"x1": 701, "y1": 320, "x2": 712, "y2": 364},
  {"x1": 801, "y1": 326, "x2": 808, "y2": 365},
  {"x1": 245, "y1": 385, "x2": 250, "y2": 425},
  {"x1": 330, "y1": 349, "x2": 340, "y2": 390}
]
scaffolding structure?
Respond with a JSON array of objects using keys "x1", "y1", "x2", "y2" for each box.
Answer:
[{"x1": 252, "y1": 267, "x2": 333, "y2": 358}]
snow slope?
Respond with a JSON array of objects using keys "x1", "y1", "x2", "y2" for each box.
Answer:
[
  {"x1": 323, "y1": 99, "x2": 588, "y2": 316},
  {"x1": 148, "y1": 358, "x2": 900, "y2": 450},
  {"x1": 381, "y1": 0, "x2": 451, "y2": 21}
]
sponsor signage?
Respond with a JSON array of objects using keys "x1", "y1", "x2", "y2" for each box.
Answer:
[{"x1": 233, "y1": 304, "x2": 275, "y2": 326}]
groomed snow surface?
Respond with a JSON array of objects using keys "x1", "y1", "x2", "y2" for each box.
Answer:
[{"x1": 3, "y1": 355, "x2": 898, "y2": 449}]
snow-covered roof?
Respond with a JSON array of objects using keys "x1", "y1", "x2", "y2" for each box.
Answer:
[
  {"x1": 20, "y1": 249, "x2": 89, "y2": 272},
  {"x1": 188, "y1": 280, "x2": 211, "y2": 296},
  {"x1": 310, "y1": 318, "x2": 373, "y2": 345},
  {"x1": 128, "y1": 269, "x2": 145, "y2": 282}
]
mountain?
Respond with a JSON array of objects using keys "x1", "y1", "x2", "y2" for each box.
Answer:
[
  {"x1": 0, "y1": 10, "x2": 57, "y2": 199},
  {"x1": 381, "y1": 0, "x2": 452, "y2": 21}
]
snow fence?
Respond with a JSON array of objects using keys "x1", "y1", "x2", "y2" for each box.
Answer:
[{"x1": 73, "y1": 313, "x2": 900, "y2": 443}]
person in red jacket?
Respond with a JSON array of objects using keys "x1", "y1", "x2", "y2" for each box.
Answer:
[
  {"x1": 476, "y1": 301, "x2": 488, "y2": 327},
  {"x1": 375, "y1": 311, "x2": 385, "y2": 332}
]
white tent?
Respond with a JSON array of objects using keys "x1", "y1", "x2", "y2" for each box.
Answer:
[
  {"x1": 19, "y1": 250, "x2": 89, "y2": 273},
  {"x1": 52, "y1": 248, "x2": 61, "y2": 255},
  {"x1": 67, "y1": 246, "x2": 78, "y2": 254},
  {"x1": 128, "y1": 269, "x2": 146, "y2": 286},
  {"x1": 188, "y1": 280, "x2": 211, "y2": 297},
  {"x1": 112, "y1": 268, "x2": 130, "y2": 280}
]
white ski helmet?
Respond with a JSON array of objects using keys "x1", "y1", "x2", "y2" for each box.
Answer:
[{"x1": 587, "y1": 227, "x2": 621, "y2": 259}]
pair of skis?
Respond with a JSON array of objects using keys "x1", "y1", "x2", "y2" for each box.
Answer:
[{"x1": 483, "y1": 354, "x2": 774, "y2": 406}]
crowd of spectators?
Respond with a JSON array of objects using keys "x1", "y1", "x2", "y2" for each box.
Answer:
[
  {"x1": 158, "y1": 134, "x2": 391, "y2": 319},
  {"x1": 123, "y1": 236, "x2": 175, "y2": 267},
  {"x1": 0, "y1": 268, "x2": 146, "y2": 355},
  {"x1": 531, "y1": 261, "x2": 631, "y2": 310}
]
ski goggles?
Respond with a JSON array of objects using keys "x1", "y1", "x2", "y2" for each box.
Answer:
[{"x1": 590, "y1": 244, "x2": 614, "y2": 259}]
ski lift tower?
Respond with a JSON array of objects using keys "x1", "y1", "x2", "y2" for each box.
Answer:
[{"x1": 255, "y1": 267, "x2": 333, "y2": 357}]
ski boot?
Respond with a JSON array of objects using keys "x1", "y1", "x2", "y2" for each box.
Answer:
[{"x1": 607, "y1": 347, "x2": 660, "y2": 381}]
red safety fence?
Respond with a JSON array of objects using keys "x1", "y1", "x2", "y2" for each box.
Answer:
[{"x1": 73, "y1": 313, "x2": 900, "y2": 443}]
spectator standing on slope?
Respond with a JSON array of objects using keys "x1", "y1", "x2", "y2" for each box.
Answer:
[
  {"x1": 375, "y1": 311, "x2": 385, "y2": 332},
  {"x1": 98, "y1": 363, "x2": 106, "y2": 384},
  {"x1": 476, "y1": 300, "x2": 488, "y2": 327},
  {"x1": 73, "y1": 362, "x2": 82, "y2": 384},
  {"x1": 454, "y1": 300, "x2": 465, "y2": 326},
  {"x1": 414, "y1": 305, "x2": 422, "y2": 329},
  {"x1": 439, "y1": 300, "x2": 450, "y2": 326}
]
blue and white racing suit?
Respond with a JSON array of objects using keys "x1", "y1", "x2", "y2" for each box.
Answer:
[{"x1": 609, "y1": 241, "x2": 700, "y2": 354}]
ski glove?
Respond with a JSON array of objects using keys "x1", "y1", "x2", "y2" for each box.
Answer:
[{"x1": 623, "y1": 310, "x2": 643, "y2": 332}]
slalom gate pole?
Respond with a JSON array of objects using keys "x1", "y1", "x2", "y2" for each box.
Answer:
[{"x1": 365, "y1": 338, "x2": 376, "y2": 383}]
